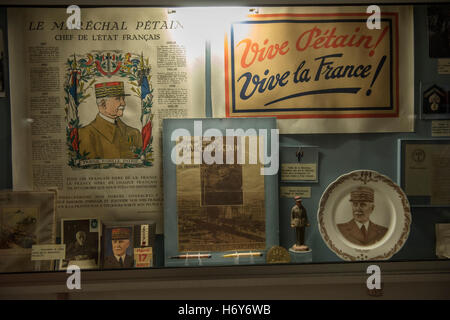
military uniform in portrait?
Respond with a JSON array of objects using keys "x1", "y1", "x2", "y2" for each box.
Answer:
[{"x1": 78, "y1": 81, "x2": 142, "y2": 159}]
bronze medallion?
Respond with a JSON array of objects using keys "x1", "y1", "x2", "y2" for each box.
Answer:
[{"x1": 266, "y1": 246, "x2": 291, "y2": 264}]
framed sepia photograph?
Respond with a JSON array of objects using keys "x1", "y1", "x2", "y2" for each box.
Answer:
[
  {"x1": 0, "y1": 191, "x2": 56, "y2": 272},
  {"x1": 101, "y1": 221, "x2": 156, "y2": 269},
  {"x1": 163, "y1": 118, "x2": 279, "y2": 267},
  {"x1": 60, "y1": 218, "x2": 101, "y2": 270}
]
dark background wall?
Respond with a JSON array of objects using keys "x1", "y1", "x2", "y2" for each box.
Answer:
[{"x1": 0, "y1": 7, "x2": 12, "y2": 190}]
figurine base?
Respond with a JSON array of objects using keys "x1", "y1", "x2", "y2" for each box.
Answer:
[
  {"x1": 289, "y1": 247, "x2": 312, "y2": 263},
  {"x1": 289, "y1": 244, "x2": 311, "y2": 252}
]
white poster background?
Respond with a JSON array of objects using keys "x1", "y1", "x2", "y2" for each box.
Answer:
[{"x1": 9, "y1": 7, "x2": 206, "y2": 233}]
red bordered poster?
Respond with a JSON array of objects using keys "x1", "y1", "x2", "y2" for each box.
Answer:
[{"x1": 211, "y1": 6, "x2": 414, "y2": 134}]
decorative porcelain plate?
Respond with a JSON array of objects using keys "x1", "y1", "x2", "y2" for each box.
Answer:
[{"x1": 318, "y1": 170, "x2": 411, "y2": 261}]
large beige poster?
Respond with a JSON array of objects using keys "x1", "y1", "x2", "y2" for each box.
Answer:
[
  {"x1": 211, "y1": 6, "x2": 414, "y2": 133},
  {"x1": 176, "y1": 137, "x2": 265, "y2": 252},
  {"x1": 9, "y1": 8, "x2": 205, "y2": 233}
]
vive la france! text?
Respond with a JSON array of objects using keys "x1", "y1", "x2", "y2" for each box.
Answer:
[{"x1": 234, "y1": 25, "x2": 389, "y2": 100}]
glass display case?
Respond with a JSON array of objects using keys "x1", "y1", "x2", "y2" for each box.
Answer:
[{"x1": 0, "y1": 0, "x2": 449, "y2": 300}]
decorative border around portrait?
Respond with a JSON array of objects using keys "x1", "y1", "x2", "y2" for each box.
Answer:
[
  {"x1": 163, "y1": 118, "x2": 279, "y2": 267},
  {"x1": 65, "y1": 51, "x2": 154, "y2": 169},
  {"x1": 317, "y1": 170, "x2": 411, "y2": 261}
]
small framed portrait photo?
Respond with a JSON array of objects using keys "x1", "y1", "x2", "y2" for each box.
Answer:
[
  {"x1": 60, "y1": 218, "x2": 101, "y2": 270},
  {"x1": 102, "y1": 221, "x2": 156, "y2": 269},
  {"x1": 102, "y1": 225, "x2": 135, "y2": 269}
]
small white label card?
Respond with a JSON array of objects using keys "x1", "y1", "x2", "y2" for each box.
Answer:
[
  {"x1": 432, "y1": 120, "x2": 450, "y2": 137},
  {"x1": 31, "y1": 244, "x2": 65, "y2": 261},
  {"x1": 280, "y1": 146, "x2": 319, "y2": 183},
  {"x1": 281, "y1": 163, "x2": 317, "y2": 181},
  {"x1": 438, "y1": 59, "x2": 450, "y2": 75},
  {"x1": 280, "y1": 186, "x2": 311, "y2": 198}
]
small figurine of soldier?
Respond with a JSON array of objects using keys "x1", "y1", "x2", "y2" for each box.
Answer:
[{"x1": 290, "y1": 196, "x2": 310, "y2": 251}]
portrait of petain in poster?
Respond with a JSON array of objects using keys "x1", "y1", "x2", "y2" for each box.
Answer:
[
  {"x1": 67, "y1": 51, "x2": 154, "y2": 168},
  {"x1": 8, "y1": 8, "x2": 206, "y2": 234},
  {"x1": 78, "y1": 82, "x2": 143, "y2": 160}
]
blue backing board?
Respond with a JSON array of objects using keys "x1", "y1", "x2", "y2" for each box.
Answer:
[
  {"x1": 163, "y1": 118, "x2": 279, "y2": 267},
  {"x1": 275, "y1": 6, "x2": 450, "y2": 263}
]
